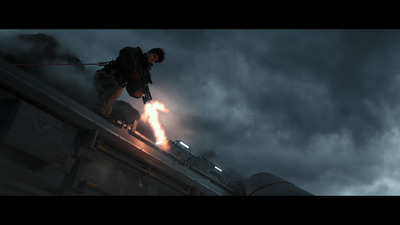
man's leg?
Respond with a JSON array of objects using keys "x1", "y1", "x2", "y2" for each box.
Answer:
[{"x1": 93, "y1": 70, "x2": 123, "y2": 119}]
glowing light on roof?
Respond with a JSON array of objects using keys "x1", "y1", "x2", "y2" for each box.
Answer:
[
  {"x1": 214, "y1": 166, "x2": 223, "y2": 172},
  {"x1": 179, "y1": 140, "x2": 190, "y2": 149}
]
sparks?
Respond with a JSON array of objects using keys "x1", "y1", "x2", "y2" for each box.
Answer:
[{"x1": 140, "y1": 100, "x2": 171, "y2": 150}]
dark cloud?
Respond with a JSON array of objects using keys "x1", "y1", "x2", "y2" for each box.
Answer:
[
  {"x1": 2, "y1": 29, "x2": 400, "y2": 195},
  {"x1": 228, "y1": 30, "x2": 400, "y2": 150},
  {"x1": 154, "y1": 29, "x2": 400, "y2": 194}
]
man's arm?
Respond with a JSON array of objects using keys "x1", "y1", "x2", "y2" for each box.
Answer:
[{"x1": 118, "y1": 47, "x2": 153, "y2": 104}]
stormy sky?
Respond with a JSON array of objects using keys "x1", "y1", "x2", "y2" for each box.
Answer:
[{"x1": 2, "y1": 29, "x2": 400, "y2": 195}]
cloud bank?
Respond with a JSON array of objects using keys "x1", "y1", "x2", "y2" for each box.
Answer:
[{"x1": 2, "y1": 29, "x2": 400, "y2": 195}]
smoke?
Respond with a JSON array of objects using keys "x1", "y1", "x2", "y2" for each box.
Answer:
[
  {"x1": 0, "y1": 33, "x2": 132, "y2": 117},
  {"x1": 0, "y1": 32, "x2": 159, "y2": 142},
  {"x1": 0, "y1": 32, "x2": 97, "y2": 107}
]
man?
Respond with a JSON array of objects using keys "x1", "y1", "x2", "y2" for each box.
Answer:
[{"x1": 93, "y1": 47, "x2": 165, "y2": 121}]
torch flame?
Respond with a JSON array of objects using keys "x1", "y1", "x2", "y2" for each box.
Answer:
[{"x1": 140, "y1": 100, "x2": 171, "y2": 150}]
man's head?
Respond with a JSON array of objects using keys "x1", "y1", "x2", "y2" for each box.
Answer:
[{"x1": 147, "y1": 48, "x2": 166, "y2": 64}]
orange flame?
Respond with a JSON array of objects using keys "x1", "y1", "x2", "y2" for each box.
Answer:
[{"x1": 140, "y1": 100, "x2": 171, "y2": 150}]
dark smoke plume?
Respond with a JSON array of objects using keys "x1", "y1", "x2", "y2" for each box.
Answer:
[
  {"x1": 0, "y1": 32, "x2": 156, "y2": 141},
  {"x1": 0, "y1": 32, "x2": 95, "y2": 106},
  {"x1": 1, "y1": 33, "x2": 85, "y2": 76}
]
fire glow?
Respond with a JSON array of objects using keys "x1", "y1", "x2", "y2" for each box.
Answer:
[{"x1": 140, "y1": 100, "x2": 171, "y2": 150}]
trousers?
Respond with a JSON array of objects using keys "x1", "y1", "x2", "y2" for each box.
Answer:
[{"x1": 93, "y1": 69, "x2": 123, "y2": 118}]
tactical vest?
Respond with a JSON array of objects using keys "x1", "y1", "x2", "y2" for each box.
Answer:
[{"x1": 110, "y1": 47, "x2": 153, "y2": 98}]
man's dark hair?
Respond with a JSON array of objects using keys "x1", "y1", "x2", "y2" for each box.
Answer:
[{"x1": 148, "y1": 48, "x2": 166, "y2": 63}]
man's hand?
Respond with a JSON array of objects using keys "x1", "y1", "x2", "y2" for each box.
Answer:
[{"x1": 142, "y1": 92, "x2": 152, "y2": 104}]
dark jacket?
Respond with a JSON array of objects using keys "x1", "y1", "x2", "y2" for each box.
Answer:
[
  {"x1": 113, "y1": 47, "x2": 152, "y2": 85},
  {"x1": 106, "y1": 47, "x2": 153, "y2": 99}
]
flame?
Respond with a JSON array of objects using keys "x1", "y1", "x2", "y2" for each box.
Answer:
[{"x1": 140, "y1": 100, "x2": 171, "y2": 150}]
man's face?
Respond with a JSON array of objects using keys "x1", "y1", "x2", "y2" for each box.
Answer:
[{"x1": 147, "y1": 53, "x2": 159, "y2": 64}]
